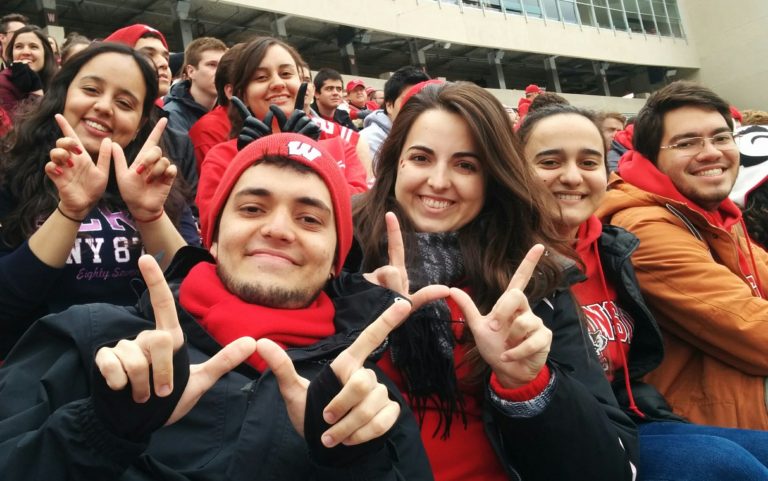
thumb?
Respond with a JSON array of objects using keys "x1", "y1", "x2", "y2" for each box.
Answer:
[
  {"x1": 255, "y1": 338, "x2": 309, "y2": 401},
  {"x1": 195, "y1": 337, "x2": 256, "y2": 391}
]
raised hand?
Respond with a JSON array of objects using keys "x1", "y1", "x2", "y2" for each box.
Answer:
[
  {"x1": 450, "y1": 244, "x2": 552, "y2": 389},
  {"x1": 114, "y1": 117, "x2": 177, "y2": 222},
  {"x1": 363, "y1": 212, "x2": 449, "y2": 309},
  {"x1": 94, "y1": 255, "x2": 256, "y2": 432},
  {"x1": 256, "y1": 299, "x2": 413, "y2": 447},
  {"x1": 231, "y1": 96, "x2": 276, "y2": 150},
  {"x1": 47, "y1": 114, "x2": 111, "y2": 221}
]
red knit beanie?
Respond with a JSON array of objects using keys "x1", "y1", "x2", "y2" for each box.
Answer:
[
  {"x1": 105, "y1": 24, "x2": 168, "y2": 50},
  {"x1": 204, "y1": 134, "x2": 352, "y2": 275}
]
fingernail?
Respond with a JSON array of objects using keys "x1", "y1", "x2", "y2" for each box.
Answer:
[
  {"x1": 323, "y1": 411, "x2": 336, "y2": 424},
  {"x1": 66, "y1": 158, "x2": 74, "y2": 168},
  {"x1": 489, "y1": 319, "x2": 501, "y2": 331},
  {"x1": 53, "y1": 167, "x2": 63, "y2": 175},
  {"x1": 322, "y1": 434, "x2": 335, "y2": 447},
  {"x1": 157, "y1": 384, "x2": 172, "y2": 397},
  {"x1": 72, "y1": 146, "x2": 82, "y2": 155},
  {"x1": 136, "y1": 164, "x2": 146, "y2": 174}
]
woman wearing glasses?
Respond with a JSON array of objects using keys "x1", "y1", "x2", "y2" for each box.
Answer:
[{"x1": 519, "y1": 102, "x2": 768, "y2": 481}]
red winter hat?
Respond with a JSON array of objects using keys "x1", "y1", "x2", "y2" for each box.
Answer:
[
  {"x1": 525, "y1": 84, "x2": 542, "y2": 94},
  {"x1": 346, "y1": 79, "x2": 365, "y2": 93},
  {"x1": 105, "y1": 24, "x2": 168, "y2": 50},
  {"x1": 204, "y1": 134, "x2": 352, "y2": 275}
]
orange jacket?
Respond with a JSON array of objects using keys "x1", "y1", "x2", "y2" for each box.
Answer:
[{"x1": 597, "y1": 174, "x2": 768, "y2": 429}]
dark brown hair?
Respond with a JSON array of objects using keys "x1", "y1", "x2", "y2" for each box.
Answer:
[
  {"x1": 633, "y1": 80, "x2": 733, "y2": 164},
  {"x1": 227, "y1": 37, "x2": 304, "y2": 135},
  {"x1": 354, "y1": 82, "x2": 570, "y2": 379}
]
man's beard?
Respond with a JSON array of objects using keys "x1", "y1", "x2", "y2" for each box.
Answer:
[{"x1": 217, "y1": 265, "x2": 322, "y2": 309}]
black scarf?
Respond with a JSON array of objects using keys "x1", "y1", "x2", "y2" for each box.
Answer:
[{"x1": 389, "y1": 231, "x2": 467, "y2": 439}]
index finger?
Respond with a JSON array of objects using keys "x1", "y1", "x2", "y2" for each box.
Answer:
[
  {"x1": 138, "y1": 254, "x2": 179, "y2": 334},
  {"x1": 384, "y1": 212, "x2": 406, "y2": 274},
  {"x1": 54, "y1": 114, "x2": 80, "y2": 142},
  {"x1": 506, "y1": 244, "x2": 545, "y2": 292},
  {"x1": 331, "y1": 299, "x2": 411, "y2": 381},
  {"x1": 140, "y1": 117, "x2": 167, "y2": 152},
  {"x1": 230, "y1": 96, "x2": 251, "y2": 120}
]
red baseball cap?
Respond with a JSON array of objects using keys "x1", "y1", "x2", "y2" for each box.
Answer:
[
  {"x1": 346, "y1": 79, "x2": 366, "y2": 93},
  {"x1": 525, "y1": 84, "x2": 542, "y2": 94}
]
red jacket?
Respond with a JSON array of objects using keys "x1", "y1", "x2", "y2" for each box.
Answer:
[{"x1": 189, "y1": 105, "x2": 231, "y2": 175}]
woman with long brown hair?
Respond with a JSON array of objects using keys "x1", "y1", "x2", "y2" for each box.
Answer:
[{"x1": 352, "y1": 81, "x2": 637, "y2": 481}]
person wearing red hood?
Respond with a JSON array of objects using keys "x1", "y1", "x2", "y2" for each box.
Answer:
[
  {"x1": 596, "y1": 81, "x2": 768, "y2": 431},
  {"x1": 520, "y1": 103, "x2": 768, "y2": 480},
  {"x1": 516, "y1": 83, "x2": 541, "y2": 123},
  {"x1": 105, "y1": 24, "x2": 172, "y2": 99},
  {"x1": 105, "y1": 24, "x2": 199, "y2": 194}
]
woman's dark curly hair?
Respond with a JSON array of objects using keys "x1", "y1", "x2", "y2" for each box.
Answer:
[{"x1": 0, "y1": 41, "x2": 187, "y2": 248}]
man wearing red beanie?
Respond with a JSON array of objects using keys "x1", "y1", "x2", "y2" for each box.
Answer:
[
  {"x1": 105, "y1": 24, "x2": 199, "y2": 192},
  {"x1": 106, "y1": 24, "x2": 172, "y2": 97},
  {"x1": 0, "y1": 133, "x2": 437, "y2": 480}
]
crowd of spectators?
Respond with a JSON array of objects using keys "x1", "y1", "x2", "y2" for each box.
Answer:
[{"x1": 1, "y1": 12, "x2": 768, "y2": 481}]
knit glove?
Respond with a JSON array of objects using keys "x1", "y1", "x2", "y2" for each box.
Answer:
[
  {"x1": 9, "y1": 62, "x2": 43, "y2": 94},
  {"x1": 230, "y1": 96, "x2": 276, "y2": 151}
]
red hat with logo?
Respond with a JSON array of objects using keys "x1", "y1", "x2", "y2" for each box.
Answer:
[
  {"x1": 205, "y1": 134, "x2": 352, "y2": 275},
  {"x1": 346, "y1": 79, "x2": 366, "y2": 93},
  {"x1": 105, "y1": 24, "x2": 168, "y2": 50}
]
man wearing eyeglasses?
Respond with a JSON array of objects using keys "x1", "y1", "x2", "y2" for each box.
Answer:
[{"x1": 597, "y1": 80, "x2": 768, "y2": 431}]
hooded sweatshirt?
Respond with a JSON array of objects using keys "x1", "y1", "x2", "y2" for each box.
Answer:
[
  {"x1": 572, "y1": 215, "x2": 634, "y2": 382},
  {"x1": 607, "y1": 125, "x2": 634, "y2": 173},
  {"x1": 359, "y1": 109, "x2": 392, "y2": 167},
  {"x1": 596, "y1": 149, "x2": 768, "y2": 429},
  {"x1": 163, "y1": 79, "x2": 208, "y2": 134}
]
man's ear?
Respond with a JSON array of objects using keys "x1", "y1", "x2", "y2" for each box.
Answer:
[
  {"x1": 184, "y1": 64, "x2": 195, "y2": 79},
  {"x1": 210, "y1": 241, "x2": 218, "y2": 260}
]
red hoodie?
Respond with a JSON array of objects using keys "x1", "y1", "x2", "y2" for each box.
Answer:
[{"x1": 571, "y1": 216, "x2": 634, "y2": 381}]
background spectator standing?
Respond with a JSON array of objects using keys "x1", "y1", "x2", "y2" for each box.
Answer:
[
  {"x1": 600, "y1": 111, "x2": 627, "y2": 148},
  {"x1": 311, "y1": 67, "x2": 357, "y2": 131},
  {"x1": 0, "y1": 13, "x2": 28, "y2": 70},
  {"x1": 359, "y1": 66, "x2": 429, "y2": 168},
  {"x1": 163, "y1": 37, "x2": 226, "y2": 135},
  {"x1": 0, "y1": 26, "x2": 56, "y2": 120}
]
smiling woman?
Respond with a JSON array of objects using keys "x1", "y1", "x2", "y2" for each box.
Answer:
[
  {"x1": 518, "y1": 102, "x2": 768, "y2": 481},
  {"x1": 0, "y1": 41, "x2": 195, "y2": 359},
  {"x1": 352, "y1": 81, "x2": 640, "y2": 481},
  {"x1": 0, "y1": 26, "x2": 57, "y2": 116}
]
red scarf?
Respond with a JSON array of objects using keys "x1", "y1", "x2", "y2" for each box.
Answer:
[{"x1": 179, "y1": 262, "x2": 336, "y2": 371}]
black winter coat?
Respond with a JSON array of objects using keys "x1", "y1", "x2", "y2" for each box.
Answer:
[{"x1": 0, "y1": 247, "x2": 433, "y2": 480}]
